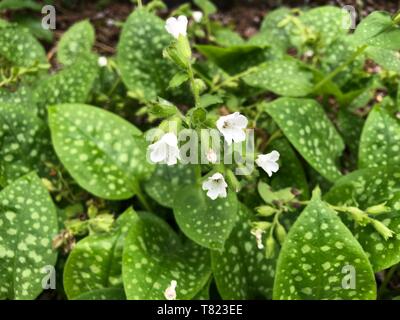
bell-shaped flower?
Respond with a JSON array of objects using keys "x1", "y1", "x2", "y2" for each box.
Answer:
[
  {"x1": 192, "y1": 11, "x2": 203, "y2": 22},
  {"x1": 148, "y1": 133, "x2": 181, "y2": 166},
  {"x1": 165, "y1": 15, "x2": 188, "y2": 39},
  {"x1": 98, "y1": 56, "x2": 108, "y2": 67},
  {"x1": 250, "y1": 228, "x2": 265, "y2": 250},
  {"x1": 164, "y1": 280, "x2": 177, "y2": 300},
  {"x1": 256, "y1": 150, "x2": 280, "y2": 177},
  {"x1": 216, "y1": 112, "x2": 248, "y2": 145},
  {"x1": 202, "y1": 172, "x2": 228, "y2": 200}
]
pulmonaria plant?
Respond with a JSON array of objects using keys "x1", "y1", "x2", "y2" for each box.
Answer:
[{"x1": 1, "y1": 0, "x2": 400, "y2": 301}]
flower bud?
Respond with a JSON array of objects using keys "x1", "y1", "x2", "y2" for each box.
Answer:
[
  {"x1": 89, "y1": 213, "x2": 114, "y2": 233},
  {"x1": 265, "y1": 236, "x2": 276, "y2": 259},
  {"x1": 255, "y1": 205, "x2": 276, "y2": 217},
  {"x1": 366, "y1": 202, "x2": 391, "y2": 215},
  {"x1": 41, "y1": 178, "x2": 55, "y2": 192},
  {"x1": 225, "y1": 169, "x2": 241, "y2": 192},
  {"x1": 347, "y1": 207, "x2": 369, "y2": 225},
  {"x1": 371, "y1": 219, "x2": 395, "y2": 240},
  {"x1": 275, "y1": 223, "x2": 287, "y2": 245}
]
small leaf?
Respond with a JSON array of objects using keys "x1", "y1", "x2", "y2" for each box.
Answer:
[
  {"x1": 199, "y1": 94, "x2": 223, "y2": 109},
  {"x1": 117, "y1": 9, "x2": 177, "y2": 101},
  {"x1": 144, "y1": 164, "x2": 197, "y2": 208},
  {"x1": 57, "y1": 20, "x2": 95, "y2": 66},
  {"x1": 48, "y1": 103, "x2": 153, "y2": 200},
  {"x1": 359, "y1": 105, "x2": 400, "y2": 169},
  {"x1": 0, "y1": 0, "x2": 41, "y2": 10},
  {"x1": 354, "y1": 11, "x2": 400, "y2": 50},
  {"x1": 273, "y1": 196, "x2": 376, "y2": 300},
  {"x1": 173, "y1": 184, "x2": 238, "y2": 249},
  {"x1": 264, "y1": 98, "x2": 344, "y2": 182},
  {"x1": 325, "y1": 168, "x2": 400, "y2": 271},
  {"x1": 168, "y1": 72, "x2": 189, "y2": 89},
  {"x1": 212, "y1": 205, "x2": 276, "y2": 299},
  {"x1": 34, "y1": 53, "x2": 99, "y2": 117},
  {"x1": 122, "y1": 212, "x2": 211, "y2": 300},
  {"x1": 63, "y1": 208, "x2": 136, "y2": 299},
  {"x1": 0, "y1": 172, "x2": 58, "y2": 300},
  {"x1": 243, "y1": 57, "x2": 313, "y2": 97}
]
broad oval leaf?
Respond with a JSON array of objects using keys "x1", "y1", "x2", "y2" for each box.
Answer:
[
  {"x1": 211, "y1": 205, "x2": 276, "y2": 299},
  {"x1": 122, "y1": 212, "x2": 211, "y2": 300},
  {"x1": 264, "y1": 98, "x2": 345, "y2": 182},
  {"x1": 0, "y1": 172, "x2": 58, "y2": 300},
  {"x1": 117, "y1": 9, "x2": 176, "y2": 101},
  {"x1": 243, "y1": 57, "x2": 313, "y2": 97},
  {"x1": 359, "y1": 105, "x2": 400, "y2": 169},
  {"x1": 57, "y1": 20, "x2": 95, "y2": 66},
  {"x1": 64, "y1": 208, "x2": 136, "y2": 299},
  {"x1": 273, "y1": 195, "x2": 376, "y2": 300},
  {"x1": 48, "y1": 103, "x2": 153, "y2": 200},
  {"x1": 144, "y1": 164, "x2": 197, "y2": 208},
  {"x1": 73, "y1": 288, "x2": 126, "y2": 300},
  {"x1": 325, "y1": 168, "x2": 400, "y2": 272},
  {"x1": 173, "y1": 184, "x2": 238, "y2": 250}
]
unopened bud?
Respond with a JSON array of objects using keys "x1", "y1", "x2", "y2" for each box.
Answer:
[
  {"x1": 255, "y1": 205, "x2": 276, "y2": 217},
  {"x1": 366, "y1": 202, "x2": 391, "y2": 215},
  {"x1": 42, "y1": 178, "x2": 56, "y2": 192},
  {"x1": 265, "y1": 236, "x2": 276, "y2": 259},
  {"x1": 89, "y1": 213, "x2": 114, "y2": 233},
  {"x1": 275, "y1": 223, "x2": 287, "y2": 245},
  {"x1": 371, "y1": 219, "x2": 395, "y2": 240},
  {"x1": 347, "y1": 207, "x2": 369, "y2": 225}
]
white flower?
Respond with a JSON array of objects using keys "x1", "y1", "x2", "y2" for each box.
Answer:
[
  {"x1": 251, "y1": 228, "x2": 265, "y2": 250},
  {"x1": 148, "y1": 133, "x2": 181, "y2": 166},
  {"x1": 164, "y1": 280, "x2": 177, "y2": 300},
  {"x1": 98, "y1": 56, "x2": 108, "y2": 67},
  {"x1": 192, "y1": 11, "x2": 203, "y2": 23},
  {"x1": 165, "y1": 15, "x2": 188, "y2": 39},
  {"x1": 202, "y1": 172, "x2": 228, "y2": 200},
  {"x1": 216, "y1": 112, "x2": 248, "y2": 145},
  {"x1": 206, "y1": 149, "x2": 218, "y2": 163},
  {"x1": 256, "y1": 150, "x2": 280, "y2": 177}
]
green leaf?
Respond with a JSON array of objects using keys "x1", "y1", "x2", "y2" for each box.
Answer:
[
  {"x1": 0, "y1": 85, "x2": 36, "y2": 112},
  {"x1": 299, "y1": 6, "x2": 349, "y2": 47},
  {"x1": 214, "y1": 29, "x2": 245, "y2": 47},
  {"x1": 144, "y1": 164, "x2": 197, "y2": 208},
  {"x1": 268, "y1": 138, "x2": 310, "y2": 199},
  {"x1": 199, "y1": 94, "x2": 223, "y2": 109},
  {"x1": 0, "y1": 103, "x2": 50, "y2": 186},
  {"x1": 325, "y1": 168, "x2": 400, "y2": 271},
  {"x1": 173, "y1": 184, "x2": 238, "y2": 249},
  {"x1": 212, "y1": 205, "x2": 276, "y2": 299},
  {"x1": 58, "y1": 20, "x2": 95, "y2": 66},
  {"x1": 264, "y1": 98, "x2": 345, "y2": 182},
  {"x1": 354, "y1": 11, "x2": 400, "y2": 50},
  {"x1": 117, "y1": 9, "x2": 177, "y2": 101},
  {"x1": 168, "y1": 72, "x2": 189, "y2": 89},
  {"x1": 249, "y1": 7, "x2": 291, "y2": 50},
  {"x1": 273, "y1": 195, "x2": 376, "y2": 300},
  {"x1": 13, "y1": 15, "x2": 54, "y2": 42},
  {"x1": 196, "y1": 44, "x2": 266, "y2": 74},
  {"x1": 243, "y1": 57, "x2": 313, "y2": 97},
  {"x1": 64, "y1": 208, "x2": 136, "y2": 299},
  {"x1": 359, "y1": 105, "x2": 400, "y2": 169},
  {"x1": 193, "y1": 0, "x2": 216, "y2": 16},
  {"x1": 122, "y1": 212, "x2": 211, "y2": 300},
  {"x1": 34, "y1": 53, "x2": 99, "y2": 117},
  {"x1": 0, "y1": 172, "x2": 58, "y2": 300},
  {"x1": 0, "y1": 24, "x2": 46, "y2": 67},
  {"x1": 0, "y1": 0, "x2": 41, "y2": 10},
  {"x1": 48, "y1": 103, "x2": 153, "y2": 200},
  {"x1": 366, "y1": 47, "x2": 400, "y2": 72},
  {"x1": 337, "y1": 109, "x2": 364, "y2": 157},
  {"x1": 73, "y1": 288, "x2": 126, "y2": 300}
]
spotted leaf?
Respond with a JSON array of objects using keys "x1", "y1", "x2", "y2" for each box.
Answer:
[
  {"x1": 0, "y1": 172, "x2": 58, "y2": 300},
  {"x1": 243, "y1": 57, "x2": 313, "y2": 97},
  {"x1": 212, "y1": 205, "x2": 276, "y2": 299},
  {"x1": 325, "y1": 168, "x2": 400, "y2": 272},
  {"x1": 273, "y1": 192, "x2": 376, "y2": 300},
  {"x1": 57, "y1": 20, "x2": 95, "y2": 66},
  {"x1": 122, "y1": 212, "x2": 211, "y2": 300},
  {"x1": 264, "y1": 98, "x2": 345, "y2": 182},
  {"x1": 0, "y1": 85, "x2": 36, "y2": 112},
  {"x1": 144, "y1": 164, "x2": 197, "y2": 208},
  {"x1": 64, "y1": 208, "x2": 136, "y2": 299},
  {"x1": 34, "y1": 53, "x2": 98, "y2": 117},
  {"x1": 0, "y1": 24, "x2": 46, "y2": 67},
  {"x1": 48, "y1": 103, "x2": 154, "y2": 200},
  {"x1": 359, "y1": 105, "x2": 400, "y2": 169},
  {"x1": 173, "y1": 184, "x2": 238, "y2": 250},
  {"x1": 0, "y1": 103, "x2": 50, "y2": 187},
  {"x1": 366, "y1": 47, "x2": 400, "y2": 72},
  {"x1": 117, "y1": 9, "x2": 177, "y2": 101}
]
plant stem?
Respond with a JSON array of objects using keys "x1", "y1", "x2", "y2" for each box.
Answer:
[
  {"x1": 137, "y1": 0, "x2": 143, "y2": 8},
  {"x1": 188, "y1": 63, "x2": 200, "y2": 107},
  {"x1": 134, "y1": 184, "x2": 152, "y2": 212},
  {"x1": 313, "y1": 45, "x2": 368, "y2": 92}
]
